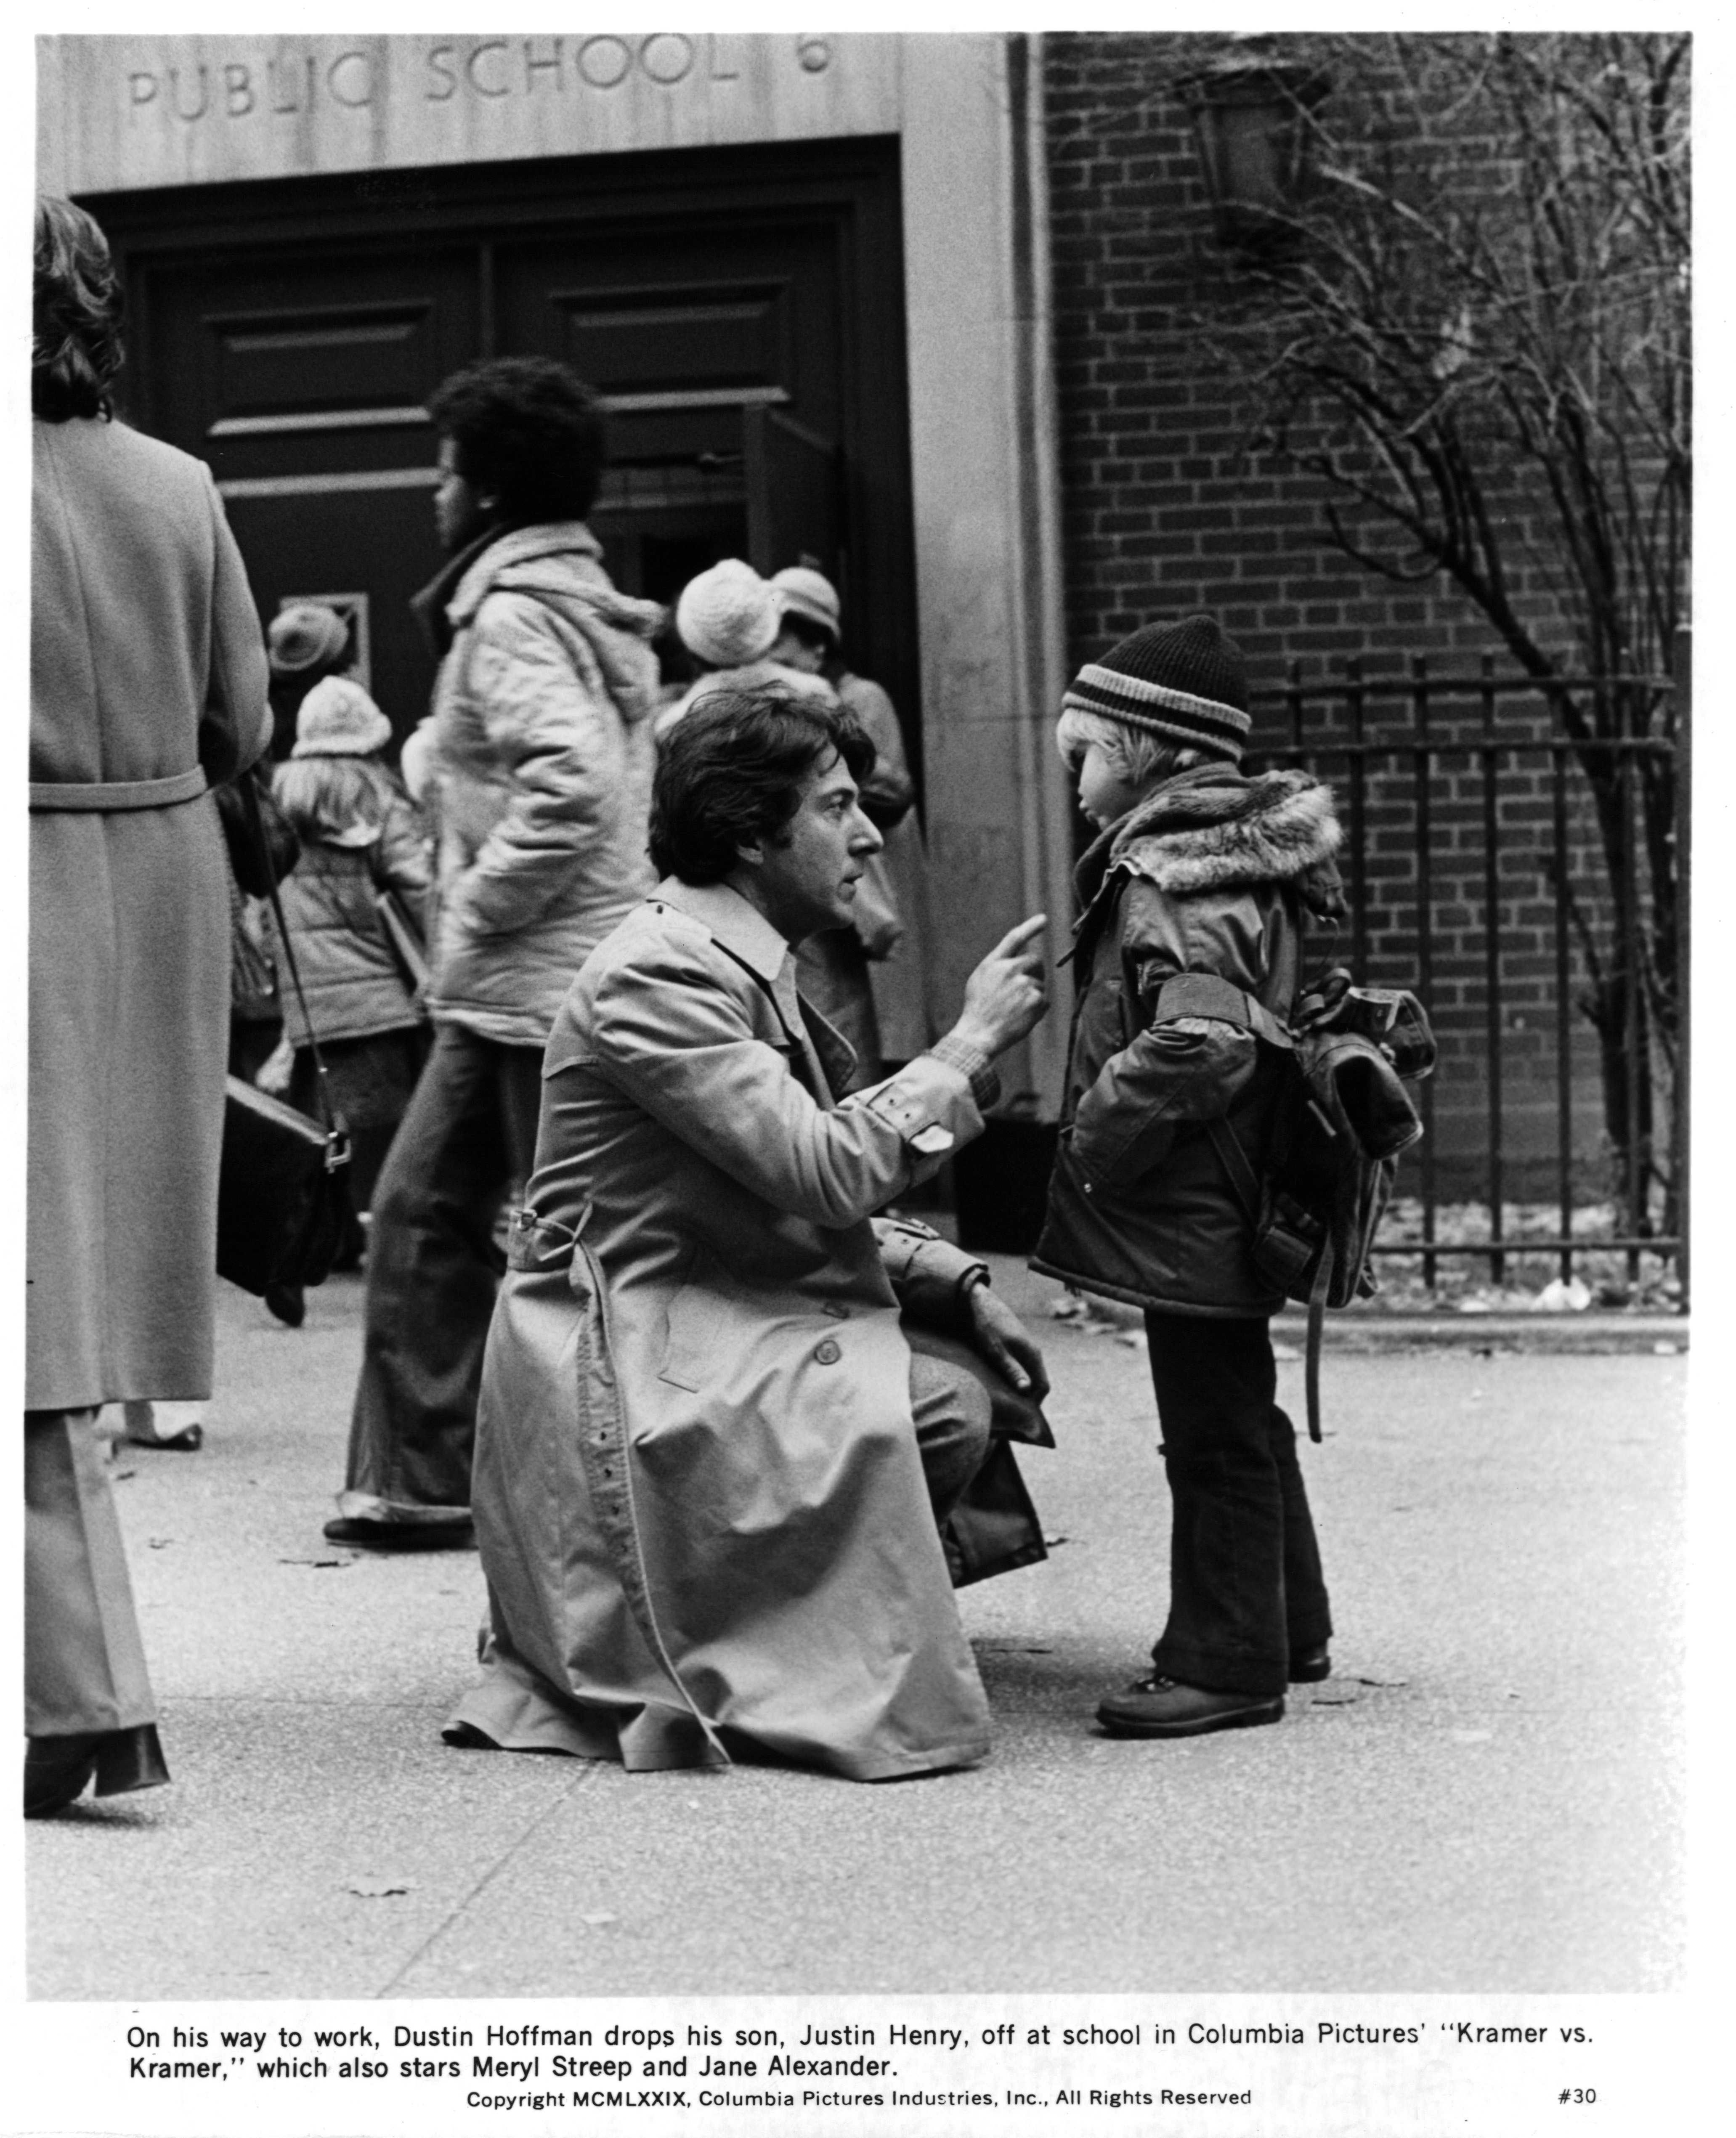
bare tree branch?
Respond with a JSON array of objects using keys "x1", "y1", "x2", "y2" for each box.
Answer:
[{"x1": 1182, "y1": 31, "x2": 1689, "y2": 1230}]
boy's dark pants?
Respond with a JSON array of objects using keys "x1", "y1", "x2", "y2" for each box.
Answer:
[{"x1": 1143, "y1": 1310, "x2": 1332, "y2": 1698}]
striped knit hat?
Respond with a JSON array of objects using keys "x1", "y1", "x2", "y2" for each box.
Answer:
[{"x1": 1062, "y1": 614, "x2": 1251, "y2": 765}]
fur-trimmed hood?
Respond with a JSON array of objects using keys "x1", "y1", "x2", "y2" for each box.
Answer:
[{"x1": 1077, "y1": 763, "x2": 1346, "y2": 924}]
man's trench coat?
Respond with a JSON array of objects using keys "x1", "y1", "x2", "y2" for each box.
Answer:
[{"x1": 447, "y1": 879, "x2": 1022, "y2": 1780}]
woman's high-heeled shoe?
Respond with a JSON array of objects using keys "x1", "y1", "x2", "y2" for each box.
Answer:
[{"x1": 120, "y1": 1400, "x2": 204, "y2": 1452}]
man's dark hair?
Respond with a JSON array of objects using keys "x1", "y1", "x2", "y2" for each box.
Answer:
[
  {"x1": 427, "y1": 355, "x2": 607, "y2": 525},
  {"x1": 650, "y1": 688, "x2": 877, "y2": 884},
  {"x1": 33, "y1": 196, "x2": 124, "y2": 422}
]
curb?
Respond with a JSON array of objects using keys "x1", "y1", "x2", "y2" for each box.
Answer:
[
  {"x1": 985, "y1": 1253, "x2": 1688, "y2": 1354},
  {"x1": 1272, "y1": 1311, "x2": 1688, "y2": 1355}
]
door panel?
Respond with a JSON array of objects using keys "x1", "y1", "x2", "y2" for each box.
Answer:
[
  {"x1": 744, "y1": 405, "x2": 840, "y2": 583},
  {"x1": 142, "y1": 250, "x2": 473, "y2": 743},
  {"x1": 542, "y1": 279, "x2": 795, "y2": 398},
  {"x1": 495, "y1": 222, "x2": 840, "y2": 606},
  {"x1": 212, "y1": 303, "x2": 445, "y2": 420},
  {"x1": 222, "y1": 489, "x2": 446, "y2": 743},
  {"x1": 149, "y1": 251, "x2": 476, "y2": 480}
]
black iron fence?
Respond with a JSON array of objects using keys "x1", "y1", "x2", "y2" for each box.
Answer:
[{"x1": 1248, "y1": 632, "x2": 1688, "y2": 1309}]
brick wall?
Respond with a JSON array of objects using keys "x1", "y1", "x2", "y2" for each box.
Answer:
[
  {"x1": 1041, "y1": 32, "x2": 1676, "y2": 1207},
  {"x1": 1041, "y1": 32, "x2": 1575, "y2": 694}
]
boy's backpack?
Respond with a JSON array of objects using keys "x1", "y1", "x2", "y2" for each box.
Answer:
[{"x1": 1194, "y1": 973, "x2": 1437, "y2": 1442}]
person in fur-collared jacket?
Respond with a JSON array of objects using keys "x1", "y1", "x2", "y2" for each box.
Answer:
[{"x1": 1030, "y1": 614, "x2": 1347, "y2": 1743}]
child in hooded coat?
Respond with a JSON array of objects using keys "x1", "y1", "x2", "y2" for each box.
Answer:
[
  {"x1": 272, "y1": 676, "x2": 433, "y2": 1223},
  {"x1": 1031, "y1": 614, "x2": 1347, "y2": 1740}
]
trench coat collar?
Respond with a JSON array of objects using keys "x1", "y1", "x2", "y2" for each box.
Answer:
[
  {"x1": 656, "y1": 876, "x2": 791, "y2": 987},
  {"x1": 654, "y1": 878, "x2": 850, "y2": 1101}
]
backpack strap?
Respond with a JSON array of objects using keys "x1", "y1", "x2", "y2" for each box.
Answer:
[
  {"x1": 1206, "y1": 1115, "x2": 1329, "y2": 1446},
  {"x1": 1152, "y1": 972, "x2": 1294, "y2": 1049},
  {"x1": 1303, "y1": 1239, "x2": 1331, "y2": 1445},
  {"x1": 1170, "y1": 980, "x2": 1335, "y2": 1441}
]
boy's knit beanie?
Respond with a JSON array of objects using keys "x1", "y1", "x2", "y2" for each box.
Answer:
[
  {"x1": 675, "y1": 559, "x2": 781, "y2": 668},
  {"x1": 292, "y1": 676, "x2": 393, "y2": 759},
  {"x1": 1062, "y1": 613, "x2": 1252, "y2": 764},
  {"x1": 268, "y1": 602, "x2": 350, "y2": 677}
]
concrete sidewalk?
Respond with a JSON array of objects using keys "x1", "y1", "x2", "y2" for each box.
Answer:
[{"x1": 27, "y1": 1258, "x2": 1685, "y2": 1998}]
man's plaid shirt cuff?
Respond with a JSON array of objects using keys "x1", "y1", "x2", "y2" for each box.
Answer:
[{"x1": 925, "y1": 1034, "x2": 1002, "y2": 1113}]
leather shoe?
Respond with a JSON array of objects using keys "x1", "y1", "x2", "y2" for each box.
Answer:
[
  {"x1": 322, "y1": 1515, "x2": 474, "y2": 1552},
  {"x1": 263, "y1": 1282, "x2": 305, "y2": 1328},
  {"x1": 24, "y1": 1737, "x2": 100, "y2": 1817},
  {"x1": 25, "y1": 1724, "x2": 171, "y2": 1817},
  {"x1": 1289, "y1": 1645, "x2": 1332, "y2": 1683},
  {"x1": 1096, "y1": 1676, "x2": 1285, "y2": 1739}
]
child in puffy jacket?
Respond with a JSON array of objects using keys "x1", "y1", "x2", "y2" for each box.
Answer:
[
  {"x1": 272, "y1": 678, "x2": 433, "y2": 1237},
  {"x1": 1031, "y1": 614, "x2": 1346, "y2": 1743}
]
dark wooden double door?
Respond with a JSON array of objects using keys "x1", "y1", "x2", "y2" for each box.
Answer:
[{"x1": 90, "y1": 139, "x2": 917, "y2": 753}]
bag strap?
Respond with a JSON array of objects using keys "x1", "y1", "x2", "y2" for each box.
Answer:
[
  {"x1": 1303, "y1": 1237, "x2": 1331, "y2": 1445},
  {"x1": 236, "y1": 774, "x2": 350, "y2": 1161},
  {"x1": 375, "y1": 889, "x2": 431, "y2": 996},
  {"x1": 1208, "y1": 1114, "x2": 1329, "y2": 1443}
]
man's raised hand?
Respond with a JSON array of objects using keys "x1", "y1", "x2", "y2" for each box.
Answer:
[{"x1": 950, "y1": 914, "x2": 1050, "y2": 1060}]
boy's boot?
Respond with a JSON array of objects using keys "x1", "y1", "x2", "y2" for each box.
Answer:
[{"x1": 1096, "y1": 1675, "x2": 1284, "y2": 1739}]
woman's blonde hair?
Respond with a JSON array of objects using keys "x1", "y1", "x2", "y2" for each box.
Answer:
[
  {"x1": 273, "y1": 756, "x2": 402, "y2": 845},
  {"x1": 1055, "y1": 706, "x2": 1205, "y2": 790}
]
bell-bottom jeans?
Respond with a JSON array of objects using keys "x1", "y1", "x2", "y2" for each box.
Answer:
[
  {"x1": 1144, "y1": 1310, "x2": 1332, "y2": 1698},
  {"x1": 338, "y1": 1021, "x2": 543, "y2": 1522}
]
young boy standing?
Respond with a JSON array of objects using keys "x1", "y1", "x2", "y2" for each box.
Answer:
[{"x1": 1031, "y1": 614, "x2": 1346, "y2": 1738}]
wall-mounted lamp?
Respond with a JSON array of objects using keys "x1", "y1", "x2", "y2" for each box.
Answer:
[{"x1": 1176, "y1": 61, "x2": 1330, "y2": 248}]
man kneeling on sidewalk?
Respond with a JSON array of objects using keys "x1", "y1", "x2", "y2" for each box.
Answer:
[{"x1": 446, "y1": 687, "x2": 1051, "y2": 1780}]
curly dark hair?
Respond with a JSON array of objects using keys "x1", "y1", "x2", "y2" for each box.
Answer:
[
  {"x1": 649, "y1": 687, "x2": 877, "y2": 884},
  {"x1": 34, "y1": 196, "x2": 124, "y2": 422},
  {"x1": 427, "y1": 355, "x2": 608, "y2": 526}
]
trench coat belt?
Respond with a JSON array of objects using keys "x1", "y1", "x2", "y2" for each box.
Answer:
[{"x1": 29, "y1": 767, "x2": 209, "y2": 813}]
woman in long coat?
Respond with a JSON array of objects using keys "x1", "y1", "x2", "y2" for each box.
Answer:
[{"x1": 27, "y1": 197, "x2": 271, "y2": 1815}]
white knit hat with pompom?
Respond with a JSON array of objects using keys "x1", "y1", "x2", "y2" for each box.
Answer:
[
  {"x1": 292, "y1": 676, "x2": 392, "y2": 759},
  {"x1": 675, "y1": 558, "x2": 781, "y2": 668}
]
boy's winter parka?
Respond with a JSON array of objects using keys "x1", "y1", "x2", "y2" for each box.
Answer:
[{"x1": 1032, "y1": 762, "x2": 1345, "y2": 1317}]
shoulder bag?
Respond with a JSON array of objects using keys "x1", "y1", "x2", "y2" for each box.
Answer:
[{"x1": 215, "y1": 775, "x2": 355, "y2": 1296}]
